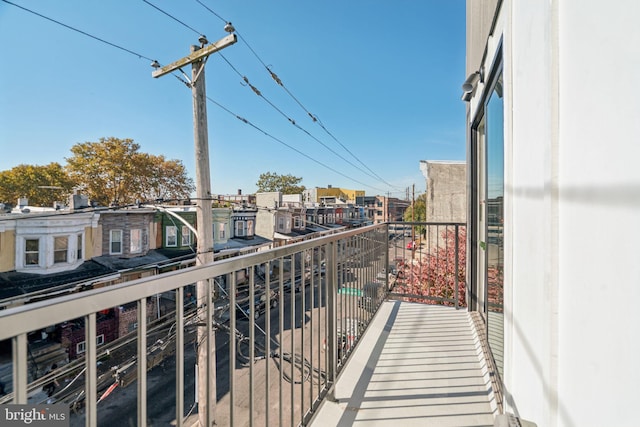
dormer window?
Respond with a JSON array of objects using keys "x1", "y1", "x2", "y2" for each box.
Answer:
[
  {"x1": 181, "y1": 226, "x2": 191, "y2": 246},
  {"x1": 24, "y1": 238, "x2": 40, "y2": 266},
  {"x1": 77, "y1": 234, "x2": 83, "y2": 260},
  {"x1": 110, "y1": 230, "x2": 123, "y2": 254},
  {"x1": 219, "y1": 223, "x2": 227, "y2": 239},
  {"x1": 130, "y1": 229, "x2": 142, "y2": 254},
  {"x1": 236, "y1": 221, "x2": 246, "y2": 237},
  {"x1": 166, "y1": 226, "x2": 177, "y2": 247},
  {"x1": 54, "y1": 236, "x2": 68, "y2": 263}
]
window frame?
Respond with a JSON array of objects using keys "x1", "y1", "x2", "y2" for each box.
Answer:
[
  {"x1": 130, "y1": 228, "x2": 142, "y2": 254},
  {"x1": 218, "y1": 222, "x2": 227, "y2": 240},
  {"x1": 76, "y1": 334, "x2": 105, "y2": 354},
  {"x1": 165, "y1": 225, "x2": 178, "y2": 247},
  {"x1": 53, "y1": 236, "x2": 68, "y2": 264},
  {"x1": 24, "y1": 238, "x2": 40, "y2": 266},
  {"x1": 110, "y1": 229, "x2": 123, "y2": 255},
  {"x1": 181, "y1": 225, "x2": 191, "y2": 246},
  {"x1": 235, "y1": 220, "x2": 246, "y2": 237},
  {"x1": 77, "y1": 234, "x2": 83, "y2": 261}
]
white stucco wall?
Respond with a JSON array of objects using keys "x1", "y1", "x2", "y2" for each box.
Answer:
[
  {"x1": 556, "y1": 1, "x2": 640, "y2": 426},
  {"x1": 471, "y1": 1, "x2": 640, "y2": 426}
]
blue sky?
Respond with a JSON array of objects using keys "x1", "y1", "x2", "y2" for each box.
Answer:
[{"x1": 0, "y1": 0, "x2": 466, "y2": 198}]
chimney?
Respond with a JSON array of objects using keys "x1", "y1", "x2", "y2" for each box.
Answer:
[
  {"x1": 69, "y1": 194, "x2": 90, "y2": 210},
  {"x1": 238, "y1": 189, "x2": 242, "y2": 195}
]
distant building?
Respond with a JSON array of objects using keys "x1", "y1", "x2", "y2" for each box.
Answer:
[
  {"x1": 304, "y1": 186, "x2": 364, "y2": 204},
  {"x1": 419, "y1": 160, "x2": 466, "y2": 222}
]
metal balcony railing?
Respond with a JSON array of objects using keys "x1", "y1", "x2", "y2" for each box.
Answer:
[{"x1": 0, "y1": 222, "x2": 466, "y2": 426}]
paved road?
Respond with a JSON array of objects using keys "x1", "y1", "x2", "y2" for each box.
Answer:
[
  {"x1": 69, "y1": 273, "x2": 331, "y2": 427},
  {"x1": 66, "y1": 240, "x2": 393, "y2": 426}
]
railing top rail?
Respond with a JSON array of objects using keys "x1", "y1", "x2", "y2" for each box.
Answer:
[
  {"x1": 386, "y1": 221, "x2": 466, "y2": 226},
  {"x1": 0, "y1": 223, "x2": 386, "y2": 340}
]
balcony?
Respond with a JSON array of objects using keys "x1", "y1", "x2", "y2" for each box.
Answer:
[{"x1": 0, "y1": 223, "x2": 498, "y2": 426}]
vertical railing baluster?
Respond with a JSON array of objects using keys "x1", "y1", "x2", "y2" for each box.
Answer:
[
  {"x1": 279, "y1": 258, "x2": 284, "y2": 427},
  {"x1": 290, "y1": 254, "x2": 296, "y2": 427},
  {"x1": 86, "y1": 313, "x2": 97, "y2": 426},
  {"x1": 385, "y1": 224, "x2": 390, "y2": 292},
  {"x1": 300, "y1": 251, "x2": 306, "y2": 421},
  {"x1": 319, "y1": 244, "x2": 325, "y2": 397},
  {"x1": 455, "y1": 224, "x2": 460, "y2": 309},
  {"x1": 309, "y1": 248, "x2": 312, "y2": 410},
  {"x1": 324, "y1": 245, "x2": 329, "y2": 397},
  {"x1": 229, "y1": 273, "x2": 236, "y2": 426},
  {"x1": 327, "y1": 241, "x2": 337, "y2": 399},
  {"x1": 206, "y1": 278, "x2": 214, "y2": 426},
  {"x1": 176, "y1": 287, "x2": 184, "y2": 427},
  {"x1": 137, "y1": 298, "x2": 147, "y2": 427},
  {"x1": 12, "y1": 333, "x2": 28, "y2": 404},
  {"x1": 265, "y1": 263, "x2": 271, "y2": 427},
  {"x1": 249, "y1": 267, "x2": 255, "y2": 427}
]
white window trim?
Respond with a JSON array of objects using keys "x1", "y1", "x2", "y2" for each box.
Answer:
[
  {"x1": 217, "y1": 223, "x2": 227, "y2": 240},
  {"x1": 53, "y1": 235, "x2": 69, "y2": 264},
  {"x1": 166, "y1": 226, "x2": 178, "y2": 247},
  {"x1": 76, "y1": 334, "x2": 105, "y2": 354},
  {"x1": 24, "y1": 237, "x2": 41, "y2": 268},
  {"x1": 77, "y1": 234, "x2": 83, "y2": 261},
  {"x1": 235, "y1": 220, "x2": 246, "y2": 237},
  {"x1": 130, "y1": 229, "x2": 142, "y2": 254},
  {"x1": 110, "y1": 229, "x2": 123, "y2": 255},
  {"x1": 181, "y1": 226, "x2": 191, "y2": 246}
]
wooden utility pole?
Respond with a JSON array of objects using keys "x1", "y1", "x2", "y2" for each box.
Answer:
[{"x1": 152, "y1": 33, "x2": 237, "y2": 427}]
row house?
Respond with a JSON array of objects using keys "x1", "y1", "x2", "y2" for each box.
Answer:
[{"x1": 0, "y1": 199, "x2": 270, "y2": 371}]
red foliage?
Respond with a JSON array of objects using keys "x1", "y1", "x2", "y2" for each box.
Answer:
[
  {"x1": 487, "y1": 265, "x2": 503, "y2": 312},
  {"x1": 395, "y1": 227, "x2": 466, "y2": 307}
]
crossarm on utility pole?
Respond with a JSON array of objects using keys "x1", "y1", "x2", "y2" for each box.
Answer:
[{"x1": 151, "y1": 34, "x2": 237, "y2": 78}]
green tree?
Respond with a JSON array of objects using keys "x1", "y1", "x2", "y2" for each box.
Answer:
[
  {"x1": 403, "y1": 193, "x2": 426, "y2": 222},
  {"x1": 135, "y1": 154, "x2": 195, "y2": 202},
  {"x1": 65, "y1": 137, "x2": 194, "y2": 206},
  {"x1": 0, "y1": 163, "x2": 76, "y2": 206},
  {"x1": 403, "y1": 193, "x2": 427, "y2": 236},
  {"x1": 256, "y1": 172, "x2": 305, "y2": 194}
]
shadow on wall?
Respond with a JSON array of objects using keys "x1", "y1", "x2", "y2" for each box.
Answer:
[{"x1": 508, "y1": 183, "x2": 640, "y2": 208}]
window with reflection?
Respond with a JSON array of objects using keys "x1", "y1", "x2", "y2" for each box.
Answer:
[{"x1": 486, "y1": 72, "x2": 504, "y2": 377}]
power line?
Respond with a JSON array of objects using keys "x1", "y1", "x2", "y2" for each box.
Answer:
[
  {"x1": 1, "y1": 0, "x2": 156, "y2": 63},
  {"x1": 138, "y1": 0, "x2": 400, "y2": 192},
  {"x1": 193, "y1": 0, "x2": 227, "y2": 23},
  {"x1": 214, "y1": 54, "x2": 392, "y2": 187},
  {"x1": 5, "y1": 0, "x2": 399, "y2": 194},
  {"x1": 191, "y1": 1, "x2": 400, "y2": 190},
  {"x1": 141, "y1": 0, "x2": 202, "y2": 37},
  {"x1": 201, "y1": 92, "x2": 387, "y2": 193}
]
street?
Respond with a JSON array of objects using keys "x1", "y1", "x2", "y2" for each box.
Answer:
[{"x1": 69, "y1": 272, "x2": 332, "y2": 427}]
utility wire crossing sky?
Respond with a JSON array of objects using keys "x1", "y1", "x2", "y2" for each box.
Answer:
[{"x1": 0, "y1": 0, "x2": 466, "y2": 197}]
